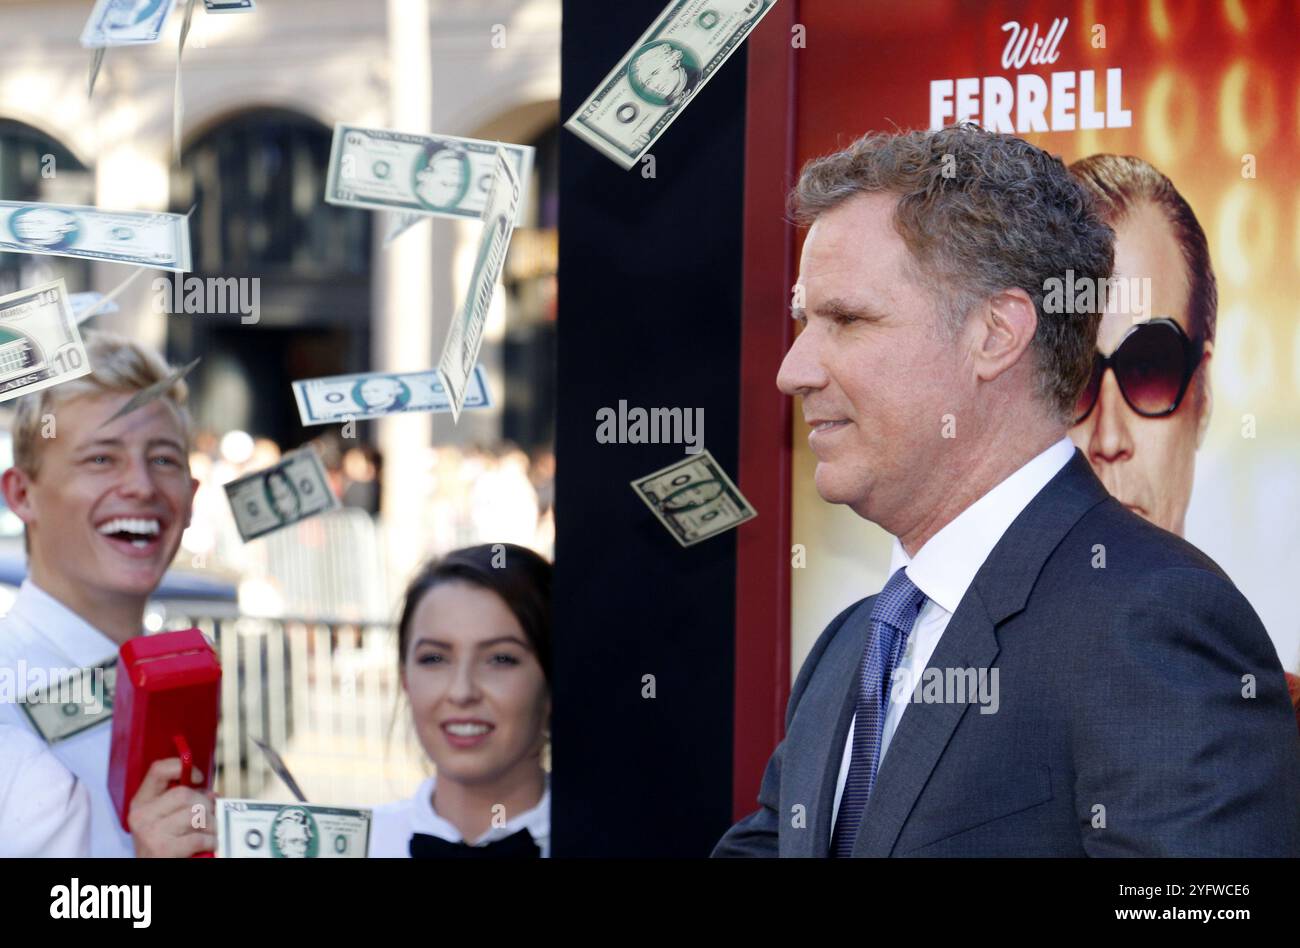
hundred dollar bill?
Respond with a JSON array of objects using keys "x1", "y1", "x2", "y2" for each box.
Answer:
[
  {"x1": 217, "y1": 800, "x2": 370, "y2": 858},
  {"x1": 204, "y1": 0, "x2": 254, "y2": 11},
  {"x1": 436, "y1": 149, "x2": 520, "y2": 423},
  {"x1": 0, "y1": 201, "x2": 192, "y2": 272},
  {"x1": 631, "y1": 449, "x2": 756, "y2": 546},
  {"x1": 81, "y1": 0, "x2": 176, "y2": 46},
  {"x1": 20, "y1": 660, "x2": 117, "y2": 745},
  {"x1": 325, "y1": 125, "x2": 533, "y2": 225},
  {"x1": 292, "y1": 364, "x2": 492, "y2": 426},
  {"x1": 69, "y1": 291, "x2": 120, "y2": 322},
  {"x1": 223, "y1": 446, "x2": 340, "y2": 542},
  {"x1": 0, "y1": 279, "x2": 93, "y2": 403},
  {"x1": 566, "y1": 0, "x2": 778, "y2": 169}
]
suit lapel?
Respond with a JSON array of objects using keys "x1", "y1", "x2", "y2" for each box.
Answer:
[
  {"x1": 849, "y1": 449, "x2": 1111, "y2": 856},
  {"x1": 779, "y1": 597, "x2": 874, "y2": 857},
  {"x1": 851, "y1": 590, "x2": 999, "y2": 857}
]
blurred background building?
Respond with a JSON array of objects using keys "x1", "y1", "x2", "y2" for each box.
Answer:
[{"x1": 0, "y1": 0, "x2": 559, "y2": 804}]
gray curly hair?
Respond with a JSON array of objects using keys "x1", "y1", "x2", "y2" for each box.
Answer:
[{"x1": 791, "y1": 123, "x2": 1115, "y2": 422}]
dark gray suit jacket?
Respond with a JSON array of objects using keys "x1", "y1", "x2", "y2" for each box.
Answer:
[{"x1": 714, "y1": 450, "x2": 1300, "y2": 856}]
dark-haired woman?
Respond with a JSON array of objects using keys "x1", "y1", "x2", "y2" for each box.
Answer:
[{"x1": 369, "y1": 543, "x2": 552, "y2": 858}]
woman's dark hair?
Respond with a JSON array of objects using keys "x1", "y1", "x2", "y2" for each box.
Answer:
[{"x1": 396, "y1": 543, "x2": 552, "y2": 686}]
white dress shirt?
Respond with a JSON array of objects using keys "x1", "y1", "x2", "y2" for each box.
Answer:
[
  {"x1": 0, "y1": 722, "x2": 92, "y2": 856},
  {"x1": 829, "y1": 437, "x2": 1076, "y2": 838},
  {"x1": 368, "y1": 774, "x2": 551, "y2": 857},
  {"x1": 0, "y1": 580, "x2": 133, "y2": 856}
]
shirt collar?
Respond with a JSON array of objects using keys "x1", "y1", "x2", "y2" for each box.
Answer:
[
  {"x1": 413, "y1": 773, "x2": 551, "y2": 848},
  {"x1": 9, "y1": 579, "x2": 119, "y2": 668},
  {"x1": 888, "y1": 438, "x2": 1076, "y2": 615}
]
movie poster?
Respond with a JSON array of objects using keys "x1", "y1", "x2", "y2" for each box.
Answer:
[{"x1": 788, "y1": 0, "x2": 1299, "y2": 677}]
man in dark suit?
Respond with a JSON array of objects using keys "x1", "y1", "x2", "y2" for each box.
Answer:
[{"x1": 714, "y1": 124, "x2": 1300, "y2": 857}]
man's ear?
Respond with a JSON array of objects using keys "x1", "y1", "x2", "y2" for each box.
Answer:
[
  {"x1": 971, "y1": 288, "x2": 1038, "y2": 383},
  {"x1": 1, "y1": 466, "x2": 37, "y2": 527},
  {"x1": 1195, "y1": 342, "x2": 1214, "y2": 448}
]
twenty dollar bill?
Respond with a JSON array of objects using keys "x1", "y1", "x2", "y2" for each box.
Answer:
[
  {"x1": 565, "y1": 0, "x2": 778, "y2": 169},
  {"x1": 0, "y1": 201, "x2": 192, "y2": 272},
  {"x1": 632, "y1": 449, "x2": 756, "y2": 546},
  {"x1": 0, "y1": 279, "x2": 93, "y2": 404},
  {"x1": 223, "y1": 446, "x2": 340, "y2": 542},
  {"x1": 436, "y1": 149, "x2": 521, "y2": 422},
  {"x1": 292, "y1": 364, "x2": 492, "y2": 426},
  {"x1": 325, "y1": 125, "x2": 533, "y2": 225},
  {"x1": 217, "y1": 800, "x2": 370, "y2": 858}
]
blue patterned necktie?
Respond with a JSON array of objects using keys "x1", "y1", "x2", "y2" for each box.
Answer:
[{"x1": 830, "y1": 567, "x2": 927, "y2": 857}]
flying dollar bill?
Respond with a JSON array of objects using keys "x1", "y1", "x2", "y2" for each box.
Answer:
[
  {"x1": 81, "y1": 0, "x2": 177, "y2": 46},
  {"x1": 69, "y1": 292, "x2": 120, "y2": 323},
  {"x1": 325, "y1": 125, "x2": 534, "y2": 225},
  {"x1": 223, "y1": 446, "x2": 340, "y2": 542},
  {"x1": 292, "y1": 364, "x2": 492, "y2": 426},
  {"x1": 436, "y1": 150, "x2": 521, "y2": 423},
  {"x1": 0, "y1": 279, "x2": 93, "y2": 404},
  {"x1": 217, "y1": 800, "x2": 370, "y2": 858},
  {"x1": 631, "y1": 449, "x2": 757, "y2": 546},
  {"x1": 0, "y1": 202, "x2": 192, "y2": 272},
  {"x1": 204, "y1": 0, "x2": 254, "y2": 11},
  {"x1": 565, "y1": 0, "x2": 778, "y2": 169},
  {"x1": 20, "y1": 660, "x2": 117, "y2": 745}
]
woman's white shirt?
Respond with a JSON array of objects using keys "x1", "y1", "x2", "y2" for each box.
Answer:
[{"x1": 368, "y1": 775, "x2": 550, "y2": 858}]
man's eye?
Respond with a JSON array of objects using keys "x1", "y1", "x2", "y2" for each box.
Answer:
[
  {"x1": 152, "y1": 456, "x2": 180, "y2": 467},
  {"x1": 833, "y1": 313, "x2": 859, "y2": 326},
  {"x1": 85, "y1": 455, "x2": 110, "y2": 465}
]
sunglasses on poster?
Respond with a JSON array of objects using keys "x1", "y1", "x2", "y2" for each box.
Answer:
[{"x1": 1072, "y1": 318, "x2": 1205, "y2": 426}]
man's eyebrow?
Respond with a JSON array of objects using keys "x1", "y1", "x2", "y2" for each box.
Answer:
[
  {"x1": 74, "y1": 437, "x2": 124, "y2": 451},
  {"x1": 72, "y1": 437, "x2": 185, "y2": 452},
  {"x1": 816, "y1": 297, "x2": 884, "y2": 320}
]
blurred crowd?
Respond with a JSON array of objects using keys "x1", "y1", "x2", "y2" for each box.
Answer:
[{"x1": 180, "y1": 430, "x2": 555, "y2": 619}]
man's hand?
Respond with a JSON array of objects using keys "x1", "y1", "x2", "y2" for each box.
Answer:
[{"x1": 127, "y1": 757, "x2": 217, "y2": 858}]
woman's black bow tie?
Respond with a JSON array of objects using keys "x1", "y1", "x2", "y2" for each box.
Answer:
[{"x1": 409, "y1": 827, "x2": 541, "y2": 859}]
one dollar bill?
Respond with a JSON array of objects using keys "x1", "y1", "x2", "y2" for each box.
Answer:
[
  {"x1": 0, "y1": 201, "x2": 192, "y2": 272},
  {"x1": 217, "y1": 800, "x2": 370, "y2": 858},
  {"x1": 223, "y1": 446, "x2": 340, "y2": 542},
  {"x1": 565, "y1": 0, "x2": 778, "y2": 169},
  {"x1": 632, "y1": 449, "x2": 756, "y2": 546},
  {"x1": 325, "y1": 125, "x2": 533, "y2": 225},
  {"x1": 81, "y1": 0, "x2": 176, "y2": 46},
  {"x1": 20, "y1": 660, "x2": 117, "y2": 745},
  {"x1": 292, "y1": 364, "x2": 492, "y2": 426},
  {"x1": 436, "y1": 149, "x2": 521, "y2": 422},
  {"x1": 0, "y1": 279, "x2": 93, "y2": 404}
]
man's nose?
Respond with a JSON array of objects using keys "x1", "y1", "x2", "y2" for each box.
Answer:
[
  {"x1": 776, "y1": 324, "x2": 828, "y2": 397},
  {"x1": 117, "y1": 455, "x2": 160, "y2": 498},
  {"x1": 1086, "y1": 368, "x2": 1135, "y2": 464}
]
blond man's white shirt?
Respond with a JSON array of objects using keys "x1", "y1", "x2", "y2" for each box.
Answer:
[{"x1": 0, "y1": 579, "x2": 133, "y2": 856}]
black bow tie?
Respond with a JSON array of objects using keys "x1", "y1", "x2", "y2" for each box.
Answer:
[{"x1": 409, "y1": 827, "x2": 541, "y2": 859}]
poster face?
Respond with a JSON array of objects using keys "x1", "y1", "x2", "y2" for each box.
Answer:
[{"x1": 788, "y1": 1, "x2": 1300, "y2": 673}]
